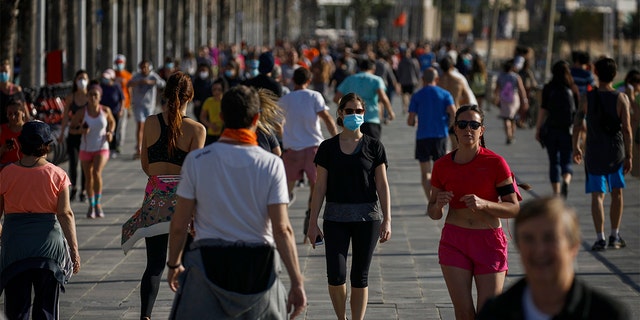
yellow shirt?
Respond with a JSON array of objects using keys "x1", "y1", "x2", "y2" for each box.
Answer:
[{"x1": 202, "y1": 97, "x2": 223, "y2": 136}]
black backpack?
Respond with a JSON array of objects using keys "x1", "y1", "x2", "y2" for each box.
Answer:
[{"x1": 542, "y1": 84, "x2": 575, "y2": 128}]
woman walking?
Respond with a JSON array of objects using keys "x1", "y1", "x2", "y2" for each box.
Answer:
[
  {"x1": 0, "y1": 121, "x2": 81, "y2": 319},
  {"x1": 428, "y1": 105, "x2": 521, "y2": 319},
  {"x1": 69, "y1": 81, "x2": 116, "y2": 218},
  {"x1": 535, "y1": 61, "x2": 579, "y2": 198},
  {"x1": 494, "y1": 59, "x2": 528, "y2": 144},
  {"x1": 307, "y1": 93, "x2": 392, "y2": 320},
  {"x1": 59, "y1": 70, "x2": 90, "y2": 201},
  {"x1": 121, "y1": 71, "x2": 205, "y2": 320}
]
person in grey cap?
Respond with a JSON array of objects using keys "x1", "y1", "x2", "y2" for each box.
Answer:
[{"x1": 0, "y1": 121, "x2": 81, "y2": 319}]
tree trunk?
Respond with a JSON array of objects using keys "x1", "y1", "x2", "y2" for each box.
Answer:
[
  {"x1": 0, "y1": 0, "x2": 20, "y2": 69},
  {"x1": 20, "y1": 0, "x2": 36, "y2": 88}
]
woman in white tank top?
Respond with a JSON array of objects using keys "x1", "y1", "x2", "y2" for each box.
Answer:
[{"x1": 69, "y1": 82, "x2": 115, "y2": 219}]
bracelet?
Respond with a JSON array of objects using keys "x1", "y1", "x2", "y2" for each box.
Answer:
[{"x1": 166, "y1": 262, "x2": 181, "y2": 269}]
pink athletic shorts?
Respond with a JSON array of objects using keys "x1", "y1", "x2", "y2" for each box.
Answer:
[
  {"x1": 79, "y1": 149, "x2": 110, "y2": 162},
  {"x1": 438, "y1": 223, "x2": 508, "y2": 275},
  {"x1": 283, "y1": 146, "x2": 318, "y2": 184}
]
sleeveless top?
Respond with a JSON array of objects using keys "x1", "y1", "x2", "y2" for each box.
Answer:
[
  {"x1": 585, "y1": 90, "x2": 625, "y2": 175},
  {"x1": 80, "y1": 107, "x2": 109, "y2": 152},
  {"x1": 68, "y1": 99, "x2": 87, "y2": 137},
  {"x1": 147, "y1": 114, "x2": 189, "y2": 166}
]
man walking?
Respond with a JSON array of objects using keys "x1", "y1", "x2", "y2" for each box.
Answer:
[
  {"x1": 334, "y1": 58, "x2": 395, "y2": 140},
  {"x1": 573, "y1": 57, "x2": 633, "y2": 251},
  {"x1": 280, "y1": 67, "x2": 338, "y2": 240},
  {"x1": 128, "y1": 59, "x2": 166, "y2": 159},
  {"x1": 167, "y1": 85, "x2": 306, "y2": 318},
  {"x1": 407, "y1": 68, "x2": 456, "y2": 208}
]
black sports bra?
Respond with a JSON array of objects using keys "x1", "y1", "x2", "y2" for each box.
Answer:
[{"x1": 147, "y1": 114, "x2": 189, "y2": 166}]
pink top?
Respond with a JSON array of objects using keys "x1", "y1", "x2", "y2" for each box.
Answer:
[{"x1": 0, "y1": 163, "x2": 70, "y2": 213}]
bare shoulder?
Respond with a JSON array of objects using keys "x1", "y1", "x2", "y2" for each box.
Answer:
[{"x1": 183, "y1": 118, "x2": 206, "y2": 134}]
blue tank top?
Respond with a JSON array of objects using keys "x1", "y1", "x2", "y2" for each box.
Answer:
[{"x1": 147, "y1": 114, "x2": 189, "y2": 166}]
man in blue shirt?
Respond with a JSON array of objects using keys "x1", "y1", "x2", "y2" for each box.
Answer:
[
  {"x1": 407, "y1": 67, "x2": 456, "y2": 207},
  {"x1": 334, "y1": 59, "x2": 395, "y2": 140}
]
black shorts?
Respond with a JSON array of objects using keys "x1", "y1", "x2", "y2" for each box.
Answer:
[
  {"x1": 401, "y1": 84, "x2": 415, "y2": 94},
  {"x1": 415, "y1": 138, "x2": 447, "y2": 162}
]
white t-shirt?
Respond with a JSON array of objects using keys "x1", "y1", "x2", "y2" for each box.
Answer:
[
  {"x1": 177, "y1": 142, "x2": 289, "y2": 244},
  {"x1": 279, "y1": 89, "x2": 328, "y2": 150}
]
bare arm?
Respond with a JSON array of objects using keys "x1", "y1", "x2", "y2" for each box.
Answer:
[
  {"x1": 407, "y1": 112, "x2": 416, "y2": 127},
  {"x1": 459, "y1": 177, "x2": 520, "y2": 219},
  {"x1": 445, "y1": 104, "x2": 456, "y2": 128},
  {"x1": 103, "y1": 107, "x2": 116, "y2": 142},
  {"x1": 377, "y1": 88, "x2": 395, "y2": 120},
  {"x1": 58, "y1": 94, "x2": 74, "y2": 142},
  {"x1": 268, "y1": 203, "x2": 307, "y2": 319},
  {"x1": 572, "y1": 96, "x2": 588, "y2": 164},
  {"x1": 333, "y1": 91, "x2": 344, "y2": 105},
  {"x1": 517, "y1": 76, "x2": 529, "y2": 108},
  {"x1": 618, "y1": 93, "x2": 633, "y2": 174},
  {"x1": 318, "y1": 109, "x2": 338, "y2": 136},
  {"x1": 139, "y1": 115, "x2": 155, "y2": 176},
  {"x1": 307, "y1": 166, "x2": 327, "y2": 249},
  {"x1": 375, "y1": 163, "x2": 391, "y2": 243},
  {"x1": 427, "y1": 186, "x2": 450, "y2": 220},
  {"x1": 57, "y1": 186, "x2": 80, "y2": 274},
  {"x1": 189, "y1": 121, "x2": 207, "y2": 151},
  {"x1": 167, "y1": 196, "x2": 194, "y2": 292}
]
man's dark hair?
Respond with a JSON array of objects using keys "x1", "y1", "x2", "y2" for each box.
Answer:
[
  {"x1": 594, "y1": 57, "x2": 617, "y2": 83},
  {"x1": 439, "y1": 55, "x2": 454, "y2": 71},
  {"x1": 293, "y1": 67, "x2": 312, "y2": 86},
  {"x1": 358, "y1": 58, "x2": 375, "y2": 72},
  {"x1": 571, "y1": 51, "x2": 590, "y2": 65},
  {"x1": 221, "y1": 85, "x2": 260, "y2": 129}
]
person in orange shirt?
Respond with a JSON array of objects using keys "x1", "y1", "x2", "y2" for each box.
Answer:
[{"x1": 114, "y1": 54, "x2": 133, "y2": 155}]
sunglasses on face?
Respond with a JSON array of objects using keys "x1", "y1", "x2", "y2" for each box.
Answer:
[
  {"x1": 455, "y1": 120, "x2": 482, "y2": 130},
  {"x1": 343, "y1": 108, "x2": 364, "y2": 115}
]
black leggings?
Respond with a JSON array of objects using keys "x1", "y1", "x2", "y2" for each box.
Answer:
[
  {"x1": 66, "y1": 134, "x2": 85, "y2": 191},
  {"x1": 323, "y1": 220, "x2": 381, "y2": 288},
  {"x1": 140, "y1": 234, "x2": 168, "y2": 319}
]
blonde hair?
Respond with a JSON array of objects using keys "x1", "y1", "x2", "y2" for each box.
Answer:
[{"x1": 257, "y1": 89, "x2": 284, "y2": 135}]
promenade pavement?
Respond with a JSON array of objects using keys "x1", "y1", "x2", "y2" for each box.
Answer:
[{"x1": 4, "y1": 97, "x2": 638, "y2": 319}]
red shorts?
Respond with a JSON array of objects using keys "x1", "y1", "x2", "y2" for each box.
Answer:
[
  {"x1": 79, "y1": 149, "x2": 110, "y2": 162},
  {"x1": 438, "y1": 223, "x2": 508, "y2": 275},
  {"x1": 282, "y1": 146, "x2": 318, "y2": 184}
]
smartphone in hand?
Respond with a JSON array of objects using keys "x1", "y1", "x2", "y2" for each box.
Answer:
[{"x1": 314, "y1": 235, "x2": 324, "y2": 246}]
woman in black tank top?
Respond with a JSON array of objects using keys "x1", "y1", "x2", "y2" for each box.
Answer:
[{"x1": 60, "y1": 70, "x2": 90, "y2": 201}]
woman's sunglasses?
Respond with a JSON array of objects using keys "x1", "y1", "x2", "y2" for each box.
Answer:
[
  {"x1": 343, "y1": 108, "x2": 364, "y2": 115},
  {"x1": 455, "y1": 120, "x2": 482, "y2": 130}
]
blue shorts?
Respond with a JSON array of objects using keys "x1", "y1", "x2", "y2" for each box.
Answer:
[
  {"x1": 133, "y1": 104, "x2": 155, "y2": 122},
  {"x1": 586, "y1": 166, "x2": 626, "y2": 193}
]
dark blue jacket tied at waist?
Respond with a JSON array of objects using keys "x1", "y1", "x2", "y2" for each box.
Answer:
[{"x1": 0, "y1": 213, "x2": 73, "y2": 292}]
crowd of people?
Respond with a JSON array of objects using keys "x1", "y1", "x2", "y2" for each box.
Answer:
[{"x1": 0, "y1": 37, "x2": 636, "y2": 319}]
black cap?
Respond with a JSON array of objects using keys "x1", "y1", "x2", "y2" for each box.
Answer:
[{"x1": 19, "y1": 121, "x2": 54, "y2": 146}]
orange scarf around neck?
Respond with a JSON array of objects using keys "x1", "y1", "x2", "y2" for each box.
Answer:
[{"x1": 220, "y1": 128, "x2": 258, "y2": 146}]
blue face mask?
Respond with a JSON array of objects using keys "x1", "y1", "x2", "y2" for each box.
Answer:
[
  {"x1": 115, "y1": 63, "x2": 125, "y2": 71},
  {"x1": 343, "y1": 114, "x2": 364, "y2": 131},
  {"x1": 166, "y1": 63, "x2": 175, "y2": 69},
  {"x1": 224, "y1": 70, "x2": 234, "y2": 78},
  {"x1": 0, "y1": 72, "x2": 9, "y2": 83}
]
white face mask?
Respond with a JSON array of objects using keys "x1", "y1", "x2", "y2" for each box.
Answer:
[
  {"x1": 199, "y1": 71, "x2": 209, "y2": 80},
  {"x1": 76, "y1": 79, "x2": 88, "y2": 89}
]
